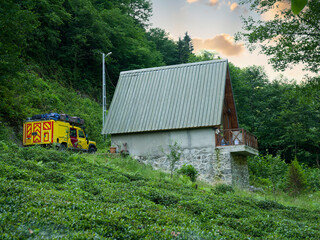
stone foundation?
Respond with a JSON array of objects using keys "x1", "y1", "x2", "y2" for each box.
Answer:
[
  {"x1": 111, "y1": 129, "x2": 255, "y2": 188},
  {"x1": 134, "y1": 146, "x2": 250, "y2": 188}
]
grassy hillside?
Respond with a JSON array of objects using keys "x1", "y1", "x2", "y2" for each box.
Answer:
[
  {"x1": 0, "y1": 143, "x2": 319, "y2": 239},
  {"x1": 0, "y1": 70, "x2": 104, "y2": 146}
]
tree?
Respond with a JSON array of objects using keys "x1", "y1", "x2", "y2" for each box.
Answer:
[
  {"x1": 127, "y1": 0, "x2": 153, "y2": 27},
  {"x1": 22, "y1": 0, "x2": 71, "y2": 68},
  {"x1": 188, "y1": 50, "x2": 221, "y2": 63},
  {"x1": 229, "y1": 64, "x2": 268, "y2": 133},
  {"x1": 0, "y1": 0, "x2": 38, "y2": 123},
  {"x1": 91, "y1": 0, "x2": 152, "y2": 27},
  {"x1": 249, "y1": 154, "x2": 287, "y2": 200},
  {"x1": 0, "y1": 0, "x2": 37, "y2": 79},
  {"x1": 5, "y1": 0, "x2": 164, "y2": 100},
  {"x1": 230, "y1": 63, "x2": 320, "y2": 166},
  {"x1": 166, "y1": 142, "x2": 182, "y2": 179},
  {"x1": 177, "y1": 32, "x2": 194, "y2": 64},
  {"x1": 287, "y1": 158, "x2": 307, "y2": 197},
  {"x1": 237, "y1": 0, "x2": 320, "y2": 73},
  {"x1": 147, "y1": 28, "x2": 179, "y2": 65}
]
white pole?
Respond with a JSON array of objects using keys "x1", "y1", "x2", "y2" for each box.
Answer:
[
  {"x1": 102, "y1": 53, "x2": 105, "y2": 131},
  {"x1": 102, "y1": 52, "x2": 112, "y2": 134}
]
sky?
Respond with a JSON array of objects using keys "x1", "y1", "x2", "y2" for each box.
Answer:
[{"x1": 149, "y1": 0, "x2": 310, "y2": 82}]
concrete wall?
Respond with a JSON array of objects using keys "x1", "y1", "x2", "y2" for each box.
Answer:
[
  {"x1": 111, "y1": 128, "x2": 251, "y2": 187},
  {"x1": 111, "y1": 128, "x2": 216, "y2": 156}
]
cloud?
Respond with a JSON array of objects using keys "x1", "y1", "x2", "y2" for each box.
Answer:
[
  {"x1": 209, "y1": 0, "x2": 219, "y2": 6},
  {"x1": 229, "y1": 2, "x2": 239, "y2": 11},
  {"x1": 186, "y1": 0, "x2": 220, "y2": 6},
  {"x1": 192, "y1": 34, "x2": 245, "y2": 56},
  {"x1": 186, "y1": 0, "x2": 199, "y2": 3},
  {"x1": 261, "y1": 1, "x2": 290, "y2": 20}
]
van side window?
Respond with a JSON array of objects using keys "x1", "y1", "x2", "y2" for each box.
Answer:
[
  {"x1": 70, "y1": 129, "x2": 77, "y2": 137},
  {"x1": 78, "y1": 130, "x2": 85, "y2": 138}
]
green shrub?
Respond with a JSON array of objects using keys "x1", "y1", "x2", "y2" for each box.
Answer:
[
  {"x1": 177, "y1": 164, "x2": 199, "y2": 182},
  {"x1": 18, "y1": 146, "x2": 69, "y2": 163},
  {"x1": 121, "y1": 172, "x2": 145, "y2": 182},
  {"x1": 305, "y1": 167, "x2": 320, "y2": 192},
  {"x1": 256, "y1": 200, "x2": 286, "y2": 210},
  {"x1": 166, "y1": 142, "x2": 182, "y2": 179},
  {"x1": 213, "y1": 184, "x2": 234, "y2": 194},
  {"x1": 248, "y1": 154, "x2": 288, "y2": 194},
  {"x1": 287, "y1": 158, "x2": 307, "y2": 197},
  {"x1": 143, "y1": 189, "x2": 180, "y2": 206},
  {"x1": 44, "y1": 170, "x2": 67, "y2": 184}
]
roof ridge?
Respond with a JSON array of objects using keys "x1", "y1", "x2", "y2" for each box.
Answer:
[{"x1": 120, "y1": 59, "x2": 228, "y2": 75}]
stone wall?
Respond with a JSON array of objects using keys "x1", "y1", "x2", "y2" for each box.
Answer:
[
  {"x1": 112, "y1": 128, "x2": 251, "y2": 187},
  {"x1": 231, "y1": 154, "x2": 249, "y2": 188},
  {"x1": 134, "y1": 146, "x2": 250, "y2": 187}
]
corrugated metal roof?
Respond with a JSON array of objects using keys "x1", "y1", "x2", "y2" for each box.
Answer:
[{"x1": 102, "y1": 59, "x2": 229, "y2": 134}]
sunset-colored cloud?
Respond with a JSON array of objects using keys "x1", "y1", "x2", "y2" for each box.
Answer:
[
  {"x1": 187, "y1": 0, "x2": 219, "y2": 6},
  {"x1": 209, "y1": 0, "x2": 219, "y2": 6},
  {"x1": 187, "y1": 0, "x2": 199, "y2": 3},
  {"x1": 229, "y1": 2, "x2": 239, "y2": 11},
  {"x1": 261, "y1": 1, "x2": 290, "y2": 20},
  {"x1": 193, "y1": 34, "x2": 245, "y2": 56}
]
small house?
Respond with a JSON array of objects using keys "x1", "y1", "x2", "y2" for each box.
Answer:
[{"x1": 102, "y1": 60, "x2": 258, "y2": 187}]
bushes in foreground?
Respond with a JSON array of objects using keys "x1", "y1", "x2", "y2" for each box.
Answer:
[
  {"x1": 177, "y1": 164, "x2": 198, "y2": 182},
  {"x1": 0, "y1": 144, "x2": 320, "y2": 239},
  {"x1": 248, "y1": 154, "x2": 320, "y2": 195}
]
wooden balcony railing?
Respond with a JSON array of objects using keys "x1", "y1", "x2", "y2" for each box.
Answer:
[{"x1": 215, "y1": 128, "x2": 258, "y2": 150}]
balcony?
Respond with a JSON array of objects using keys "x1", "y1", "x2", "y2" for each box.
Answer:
[{"x1": 215, "y1": 128, "x2": 258, "y2": 155}]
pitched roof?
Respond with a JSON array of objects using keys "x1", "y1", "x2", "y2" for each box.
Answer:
[{"x1": 102, "y1": 59, "x2": 229, "y2": 134}]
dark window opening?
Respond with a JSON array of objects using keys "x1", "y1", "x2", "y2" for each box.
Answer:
[{"x1": 70, "y1": 129, "x2": 77, "y2": 137}]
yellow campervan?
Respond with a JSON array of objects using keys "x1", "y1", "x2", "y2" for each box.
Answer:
[{"x1": 23, "y1": 114, "x2": 97, "y2": 153}]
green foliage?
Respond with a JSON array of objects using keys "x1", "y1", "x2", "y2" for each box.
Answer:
[
  {"x1": 256, "y1": 200, "x2": 286, "y2": 210},
  {"x1": 238, "y1": 0, "x2": 320, "y2": 73},
  {"x1": 249, "y1": 154, "x2": 288, "y2": 196},
  {"x1": 213, "y1": 184, "x2": 235, "y2": 194},
  {"x1": 166, "y1": 142, "x2": 182, "y2": 179},
  {"x1": 305, "y1": 168, "x2": 320, "y2": 192},
  {"x1": 291, "y1": 0, "x2": 308, "y2": 14},
  {"x1": 147, "y1": 28, "x2": 179, "y2": 65},
  {"x1": 1, "y1": 144, "x2": 320, "y2": 239},
  {"x1": 143, "y1": 189, "x2": 180, "y2": 206},
  {"x1": 288, "y1": 158, "x2": 307, "y2": 197},
  {"x1": 0, "y1": 69, "x2": 104, "y2": 145},
  {"x1": 0, "y1": 0, "x2": 37, "y2": 79},
  {"x1": 248, "y1": 152, "x2": 320, "y2": 195},
  {"x1": 177, "y1": 32, "x2": 194, "y2": 64},
  {"x1": 177, "y1": 164, "x2": 199, "y2": 182},
  {"x1": 188, "y1": 50, "x2": 221, "y2": 63},
  {"x1": 230, "y1": 64, "x2": 320, "y2": 167},
  {"x1": 1, "y1": 0, "x2": 164, "y2": 104}
]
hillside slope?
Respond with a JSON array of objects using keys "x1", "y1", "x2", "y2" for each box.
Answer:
[
  {"x1": 0, "y1": 144, "x2": 319, "y2": 239},
  {"x1": 0, "y1": 70, "x2": 103, "y2": 146}
]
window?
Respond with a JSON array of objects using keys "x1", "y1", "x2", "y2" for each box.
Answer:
[
  {"x1": 70, "y1": 129, "x2": 77, "y2": 137},
  {"x1": 78, "y1": 130, "x2": 85, "y2": 138}
]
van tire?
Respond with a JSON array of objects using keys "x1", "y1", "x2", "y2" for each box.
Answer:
[
  {"x1": 88, "y1": 146, "x2": 96, "y2": 154},
  {"x1": 59, "y1": 143, "x2": 67, "y2": 151}
]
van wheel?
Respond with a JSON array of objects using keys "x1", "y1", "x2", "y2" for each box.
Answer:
[
  {"x1": 88, "y1": 146, "x2": 96, "y2": 154},
  {"x1": 59, "y1": 143, "x2": 67, "y2": 151}
]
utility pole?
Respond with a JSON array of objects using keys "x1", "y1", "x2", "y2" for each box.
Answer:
[{"x1": 102, "y1": 52, "x2": 112, "y2": 132}]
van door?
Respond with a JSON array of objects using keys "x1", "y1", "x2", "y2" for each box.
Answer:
[
  {"x1": 77, "y1": 129, "x2": 88, "y2": 150},
  {"x1": 70, "y1": 128, "x2": 78, "y2": 148}
]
